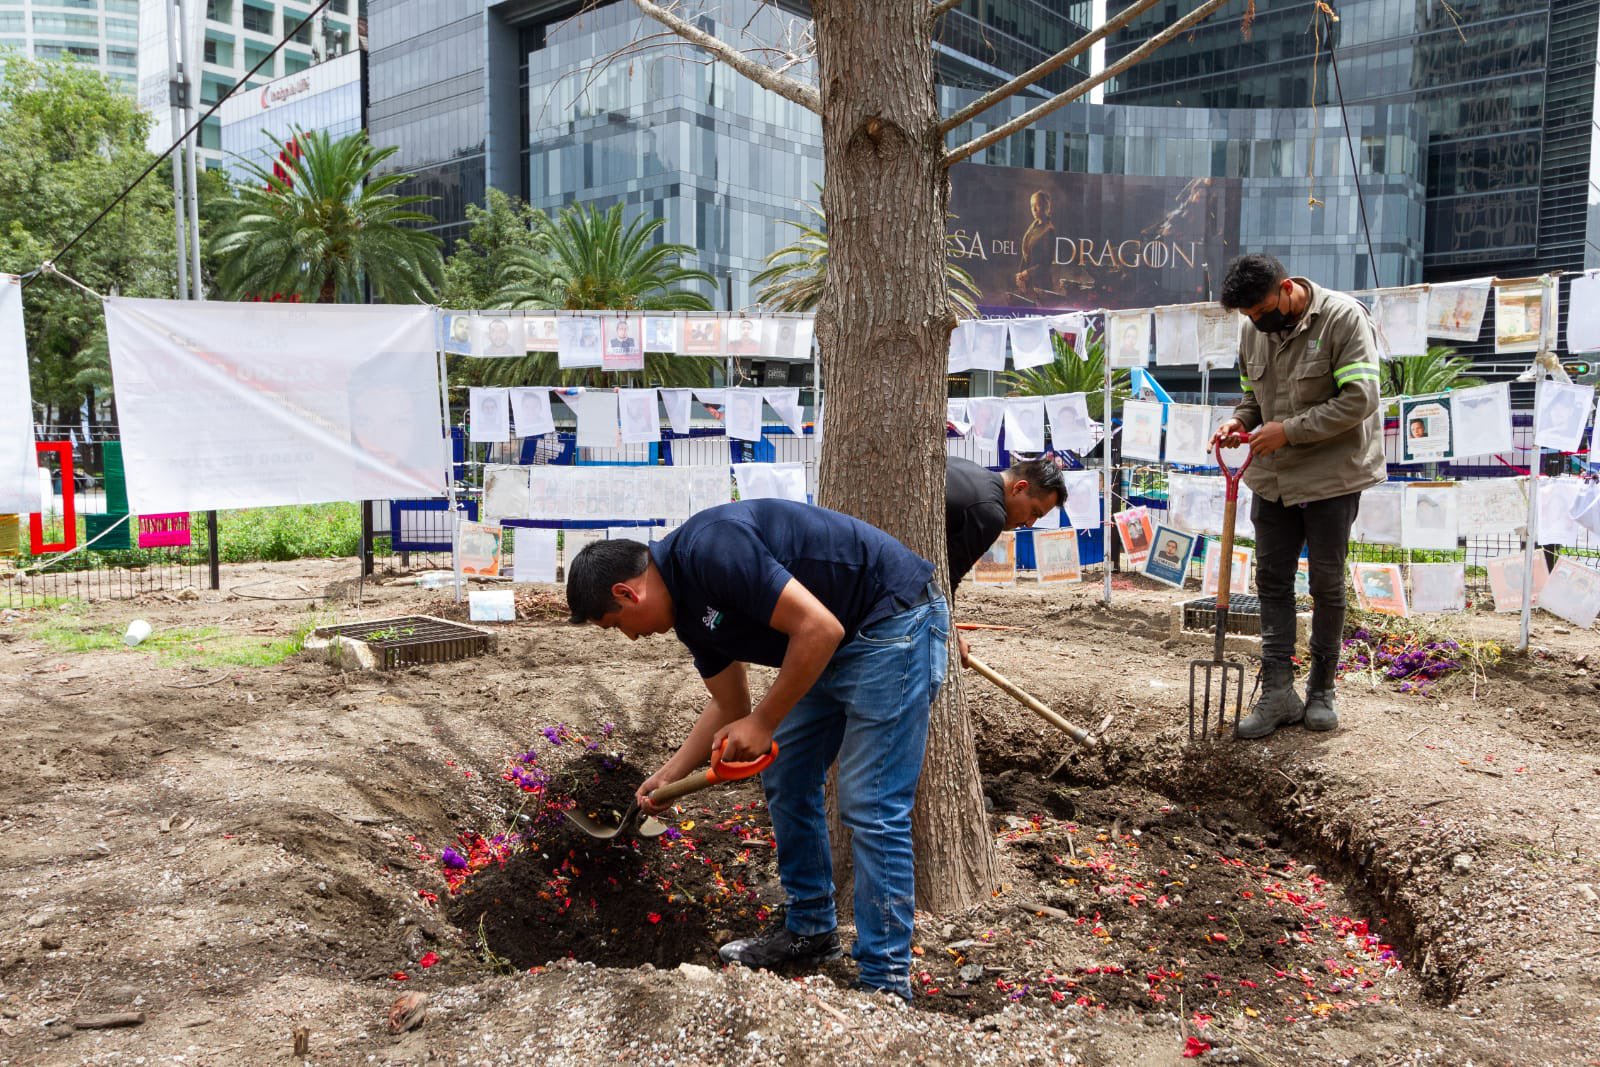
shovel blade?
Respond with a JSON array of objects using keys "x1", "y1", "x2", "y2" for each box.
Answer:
[
  {"x1": 1187, "y1": 657, "x2": 1245, "y2": 743},
  {"x1": 562, "y1": 801, "x2": 639, "y2": 840}
]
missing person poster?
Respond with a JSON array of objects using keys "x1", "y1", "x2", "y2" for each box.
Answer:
[
  {"x1": 1399, "y1": 394, "x2": 1453, "y2": 463},
  {"x1": 947, "y1": 167, "x2": 1242, "y2": 313}
]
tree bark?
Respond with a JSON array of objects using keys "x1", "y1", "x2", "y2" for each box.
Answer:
[{"x1": 811, "y1": 0, "x2": 998, "y2": 912}]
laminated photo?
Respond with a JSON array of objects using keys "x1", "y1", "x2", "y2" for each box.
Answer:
[
  {"x1": 1196, "y1": 305, "x2": 1240, "y2": 368},
  {"x1": 723, "y1": 388, "x2": 765, "y2": 442},
  {"x1": 511, "y1": 527, "x2": 558, "y2": 584},
  {"x1": 458, "y1": 521, "x2": 503, "y2": 577},
  {"x1": 1450, "y1": 383, "x2": 1513, "y2": 460},
  {"x1": 1107, "y1": 310, "x2": 1151, "y2": 368},
  {"x1": 946, "y1": 398, "x2": 972, "y2": 437},
  {"x1": 1536, "y1": 477, "x2": 1585, "y2": 547},
  {"x1": 1033, "y1": 528, "x2": 1082, "y2": 583},
  {"x1": 967, "y1": 397, "x2": 1005, "y2": 450},
  {"x1": 659, "y1": 388, "x2": 694, "y2": 435},
  {"x1": 602, "y1": 314, "x2": 646, "y2": 371},
  {"x1": 1538, "y1": 557, "x2": 1600, "y2": 629},
  {"x1": 525, "y1": 314, "x2": 559, "y2": 352},
  {"x1": 1426, "y1": 282, "x2": 1488, "y2": 342},
  {"x1": 1200, "y1": 539, "x2": 1253, "y2": 597},
  {"x1": 558, "y1": 316, "x2": 603, "y2": 368},
  {"x1": 1008, "y1": 318, "x2": 1055, "y2": 370},
  {"x1": 969, "y1": 320, "x2": 1008, "y2": 371},
  {"x1": 1120, "y1": 399, "x2": 1164, "y2": 461},
  {"x1": 1351, "y1": 562, "x2": 1408, "y2": 617},
  {"x1": 473, "y1": 315, "x2": 525, "y2": 357},
  {"x1": 509, "y1": 387, "x2": 556, "y2": 438},
  {"x1": 644, "y1": 316, "x2": 679, "y2": 354},
  {"x1": 1114, "y1": 506, "x2": 1156, "y2": 566},
  {"x1": 618, "y1": 388, "x2": 661, "y2": 445},
  {"x1": 1399, "y1": 394, "x2": 1453, "y2": 463},
  {"x1": 763, "y1": 317, "x2": 812, "y2": 359},
  {"x1": 1163, "y1": 404, "x2": 1214, "y2": 467},
  {"x1": 469, "y1": 387, "x2": 512, "y2": 444},
  {"x1": 1409, "y1": 562, "x2": 1466, "y2": 614},
  {"x1": 1141, "y1": 524, "x2": 1194, "y2": 588},
  {"x1": 1061, "y1": 469, "x2": 1101, "y2": 531},
  {"x1": 725, "y1": 318, "x2": 764, "y2": 356},
  {"x1": 442, "y1": 311, "x2": 473, "y2": 355},
  {"x1": 1487, "y1": 552, "x2": 1550, "y2": 613},
  {"x1": 1044, "y1": 392, "x2": 1095, "y2": 455},
  {"x1": 574, "y1": 390, "x2": 619, "y2": 449},
  {"x1": 973, "y1": 531, "x2": 1017, "y2": 585},
  {"x1": 681, "y1": 317, "x2": 723, "y2": 356},
  {"x1": 1533, "y1": 379, "x2": 1595, "y2": 453},
  {"x1": 1153, "y1": 305, "x2": 1200, "y2": 367},
  {"x1": 1350, "y1": 483, "x2": 1403, "y2": 545},
  {"x1": 1567, "y1": 273, "x2": 1600, "y2": 353},
  {"x1": 1374, "y1": 288, "x2": 1428, "y2": 358},
  {"x1": 1494, "y1": 281, "x2": 1548, "y2": 354},
  {"x1": 1002, "y1": 396, "x2": 1046, "y2": 453},
  {"x1": 482, "y1": 464, "x2": 530, "y2": 520},
  {"x1": 1400, "y1": 482, "x2": 1459, "y2": 551}
]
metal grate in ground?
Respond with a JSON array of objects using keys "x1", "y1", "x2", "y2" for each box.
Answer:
[
  {"x1": 312, "y1": 615, "x2": 492, "y2": 670},
  {"x1": 1181, "y1": 594, "x2": 1264, "y2": 636}
]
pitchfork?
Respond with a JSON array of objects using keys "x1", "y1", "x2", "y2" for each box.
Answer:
[{"x1": 1188, "y1": 431, "x2": 1252, "y2": 742}]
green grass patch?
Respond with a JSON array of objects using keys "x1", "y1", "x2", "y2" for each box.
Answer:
[
  {"x1": 216, "y1": 503, "x2": 362, "y2": 563},
  {"x1": 26, "y1": 614, "x2": 322, "y2": 668}
]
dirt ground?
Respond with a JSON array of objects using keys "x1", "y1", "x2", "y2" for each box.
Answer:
[{"x1": 1, "y1": 560, "x2": 1598, "y2": 1066}]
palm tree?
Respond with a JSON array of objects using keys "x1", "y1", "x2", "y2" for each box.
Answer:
[
  {"x1": 1381, "y1": 344, "x2": 1483, "y2": 399},
  {"x1": 479, "y1": 202, "x2": 716, "y2": 387},
  {"x1": 753, "y1": 193, "x2": 981, "y2": 317},
  {"x1": 209, "y1": 129, "x2": 443, "y2": 303},
  {"x1": 1004, "y1": 329, "x2": 1129, "y2": 420}
]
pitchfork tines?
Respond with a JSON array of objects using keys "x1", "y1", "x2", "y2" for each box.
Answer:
[{"x1": 1187, "y1": 432, "x2": 1253, "y2": 743}]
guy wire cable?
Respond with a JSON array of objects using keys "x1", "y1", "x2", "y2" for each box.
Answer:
[
  {"x1": 23, "y1": 0, "x2": 337, "y2": 289},
  {"x1": 1326, "y1": 31, "x2": 1383, "y2": 291}
]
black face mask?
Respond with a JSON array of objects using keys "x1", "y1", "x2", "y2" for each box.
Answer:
[{"x1": 1250, "y1": 292, "x2": 1298, "y2": 334}]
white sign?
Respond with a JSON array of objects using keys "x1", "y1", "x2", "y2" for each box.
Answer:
[
  {"x1": 0, "y1": 276, "x2": 37, "y2": 514},
  {"x1": 104, "y1": 299, "x2": 445, "y2": 512}
]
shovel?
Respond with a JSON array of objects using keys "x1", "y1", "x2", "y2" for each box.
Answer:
[
  {"x1": 562, "y1": 738, "x2": 779, "y2": 840},
  {"x1": 967, "y1": 655, "x2": 1098, "y2": 748},
  {"x1": 1188, "y1": 432, "x2": 1253, "y2": 742}
]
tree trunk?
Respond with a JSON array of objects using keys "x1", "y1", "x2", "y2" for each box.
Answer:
[{"x1": 811, "y1": 0, "x2": 998, "y2": 913}]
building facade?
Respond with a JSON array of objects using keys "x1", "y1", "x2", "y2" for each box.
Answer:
[
  {"x1": 217, "y1": 46, "x2": 362, "y2": 181},
  {"x1": 1104, "y1": 0, "x2": 1600, "y2": 361},
  {"x1": 136, "y1": 0, "x2": 359, "y2": 165},
  {"x1": 0, "y1": 0, "x2": 142, "y2": 92}
]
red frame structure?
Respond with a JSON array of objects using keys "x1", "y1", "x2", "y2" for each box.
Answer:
[{"x1": 28, "y1": 441, "x2": 75, "y2": 554}]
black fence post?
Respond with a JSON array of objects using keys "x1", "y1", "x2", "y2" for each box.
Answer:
[
  {"x1": 361, "y1": 500, "x2": 374, "y2": 577},
  {"x1": 206, "y1": 511, "x2": 220, "y2": 590}
]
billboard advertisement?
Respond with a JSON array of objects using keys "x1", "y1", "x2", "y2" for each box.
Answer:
[
  {"x1": 218, "y1": 51, "x2": 364, "y2": 182},
  {"x1": 947, "y1": 164, "x2": 1242, "y2": 314}
]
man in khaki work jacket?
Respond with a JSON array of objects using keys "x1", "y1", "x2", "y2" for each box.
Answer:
[{"x1": 1211, "y1": 254, "x2": 1385, "y2": 739}]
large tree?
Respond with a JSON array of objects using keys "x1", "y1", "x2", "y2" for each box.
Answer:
[
  {"x1": 633, "y1": 0, "x2": 1228, "y2": 911},
  {"x1": 208, "y1": 128, "x2": 444, "y2": 304},
  {"x1": 0, "y1": 56, "x2": 178, "y2": 423}
]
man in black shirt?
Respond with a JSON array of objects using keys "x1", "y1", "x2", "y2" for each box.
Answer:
[
  {"x1": 946, "y1": 454, "x2": 1066, "y2": 659},
  {"x1": 566, "y1": 499, "x2": 949, "y2": 1001}
]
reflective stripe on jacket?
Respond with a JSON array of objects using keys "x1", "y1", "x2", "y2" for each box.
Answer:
[{"x1": 1231, "y1": 278, "x2": 1387, "y2": 506}]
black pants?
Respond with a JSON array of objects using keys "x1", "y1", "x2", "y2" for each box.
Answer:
[{"x1": 1251, "y1": 491, "x2": 1362, "y2": 664}]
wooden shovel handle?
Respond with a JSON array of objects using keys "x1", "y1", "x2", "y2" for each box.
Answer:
[{"x1": 967, "y1": 656, "x2": 1096, "y2": 748}]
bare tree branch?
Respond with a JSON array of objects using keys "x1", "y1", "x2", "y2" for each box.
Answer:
[
  {"x1": 943, "y1": 0, "x2": 1230, "y2": 167},
  {"x1": 930, "y1": 0, "x2": 965, "y2": 16},
  {"x1": 632, "y1": 0, "x2": 821, "y2": 113},
  {"x1": 939, "y1": 0, "x2": 1166, "y2": 134}
]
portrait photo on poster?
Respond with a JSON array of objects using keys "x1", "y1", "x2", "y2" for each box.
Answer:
[
  {"x1": 682, "y1": 317, "x2": 723, "y2": 356},
  {"x1": 1114, "y1": 506, "x2": 1155, "y2": 566},
  {"x1": 469, "y1": 387, "x2": 512, "y2": 443},
  {"x1": 1486, "y1": 552, "x2": 1550, "y2": 613},
  {"x1": 1534, "y1": 380, "x2": 1595, "y2": 453},
  {"x1": 458, "y1": 521, "x2": 504, "y2": 577},
  {"x1": 725, "y1": 318, "x2": 763, "y2": 355},
  {"x1": 1120, "y1": 399, "x2": 1164, "y2": 462},
  {"x1": 474, "y1": 315, "x2": 525, "y2": 357},
  {"x1": 1351, "y1": 562, "x2": 1408, "y2": 616},
  {"x1": 1163, "y1": 404, "x2": 1214, "y2": 467},
  {"x1": 1200, "y1": 539, "x2": 1253, "y2": 597},
  {"x1": 1426, "y1": 283, "x2": 1489, "y2": 342},
  {"x1": 1400, "y1": 482, "x2": 1460, "y2": 551},
  {"x1": 1409, "y1": 562, "x2": 1467, "y2": 614},
  {"x1": 525, "y1": 314, "x2": 559, "y2": 351},
  {"x1": 973, "y1": 531, "x2": 1017, "y2": 585},
  {"x1": 1538, "y1": 558, "x2": 1600, "y2": 629},
  {"x1": 1033, "y1": 528, "x2": 1082, "y2": 583},
  {"x1": 558, "y1": 316, "x2": 603, "y2": 368},
  {"x1": 1399, "y1": 394, "x2": 1453, "y2": 463},
  {"x1": 1141, "y1": 524, "x2": 1194, "y2": 588},
  {"x1": 1450, "y1": 382, "x2": 1513, "y2": 459},
  {"x1": 1107, "y1": 311, "x2": 1150, "y2": 368},
  {"x1": 442, "y1": 311, "x2": 473, "y2": 355}
]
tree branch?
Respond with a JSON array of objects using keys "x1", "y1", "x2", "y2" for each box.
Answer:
[
  {"x1": 930, "y1": 0, "x2": 965, "y2": 16},
  {"x1": 939, "y1": 0, "x2": 1166, "y2": 134},
  {"x1": 632, "y1": 0, "x2": 820, "y2": 114},
  {"x1": 943, "y1": 0, "x2": 1230, "y2": 167}
]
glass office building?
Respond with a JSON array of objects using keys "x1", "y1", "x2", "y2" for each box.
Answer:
[
  {"x1": 1104, "y1": 0, "x2": 1600, "y2": 359},
  {"x1": 0, "y1": 0, "x2": 141, "y2": 93},
  {"x1": 367, "y1": 0, "x2": 1422, "y2": 317},
  {"x1": 217, "y1": 47, "x2": 363, "y2": 181}
]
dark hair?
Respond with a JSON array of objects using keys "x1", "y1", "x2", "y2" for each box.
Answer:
[
  {"x1": 566, "y1": 539, "x2": 649, "y2": 623},
  {"x1": 1007, "y1": 455, "x2": 1066, "y2": 505},
  {"x1": 1219, "y1": 254, "x2": 1288, "y2": 310}
]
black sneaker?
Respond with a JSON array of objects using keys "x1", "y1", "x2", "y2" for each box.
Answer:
[{"x1": 718, "y1": 927, "x2": 842, "y2": 970}]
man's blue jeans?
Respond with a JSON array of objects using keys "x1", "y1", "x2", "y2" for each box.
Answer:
[{"x1": 760, "y1": 592, "x2": 950, "y2": 998}]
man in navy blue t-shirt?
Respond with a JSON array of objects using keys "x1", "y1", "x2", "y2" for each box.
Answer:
[{"x1": 566, "y1": 499, "x2": 950, "y2": 1001}]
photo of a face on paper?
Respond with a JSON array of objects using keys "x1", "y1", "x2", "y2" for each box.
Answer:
[
  {"x1": 973, "y1": 532, "x2": 1017, "y2": 585},
  {"x1": 1351, "y1": 562, "x2": 1407, "y2": 616},
  {"x1": 1114, "y1": 506, "x2": 1155, "y2": 566},
  {"x1": 1399, "y1": 396, "x2": 1453, "y2": 463},
  {"x1": 458, "y1": 521, "x2": 503, "y2": 577},
  {"x1": 1141, "y1": 524, "x2": 1194, "y2": 588},
  {"x1": 1033, "y1": 529, "x2": 1081, "y2": 583}
]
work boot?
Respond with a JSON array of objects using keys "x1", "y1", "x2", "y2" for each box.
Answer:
[
  {"x1": 718, "y1": 927, "x2": 842, "y2": 971},
  {"x1": 1234, "y1": 660, "x2": 1304, "y2": 740},
  {"x1": 1303, "y1": 655, "x2": 1339, "y2": 732}
]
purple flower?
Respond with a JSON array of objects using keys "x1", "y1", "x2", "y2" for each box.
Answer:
[
  {"x1": 541, "y1": 726, "x2": 564, "y2": 745},
  {"x1": 601, "y1": 722, "x2": 616, "y2": 738},
  {"x1": 441, "y1": 847, "x2": 468, "y2": 869}
]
